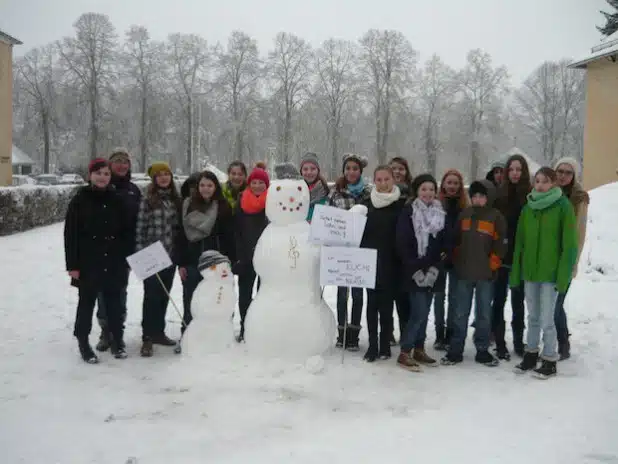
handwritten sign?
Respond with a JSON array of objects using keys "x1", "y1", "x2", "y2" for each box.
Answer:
[
  {"x1": 309, "y1": 204, "x2": 367, "y2": 247},
  {"x1": 319, "y1": 246, "x2": 377, "y2": 289},
  {"x1": 126, "y1": 241, "x2": 173, "y2": 281}
]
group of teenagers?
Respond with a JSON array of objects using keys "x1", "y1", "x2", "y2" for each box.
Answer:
[{"x1": 63, "y1": 147, "x2": 589, "y2": 380}]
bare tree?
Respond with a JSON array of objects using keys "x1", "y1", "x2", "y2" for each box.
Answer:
[
  {"x1": 359, "y1": 29, "x2": 416, "y2": 165},
  {"x1": 512, "y1": 59, "x2": 584, "y2": 163},
  {"x1": 459, "y1": 49, "x2": 508, "y2": 177},
  {"x1": 215, "y1": 31, "x2": 262, "y2": 162},
  {"x1": 15, "y1": 44, "x2": 59, "y2": 173},
  {"x1": 166, "y1": 33, "x2": 210, "y2": 172},
  {"x1": 122, "y1": 26, "x2": 163, "y2": 170},
  {"x1": 417, "y1": 54, "x2": 459, "y2": 176},
  {"x1": 268, "y1": 32, "x2": 313, "y2": 162},
  {"x1": 58, "y1": 13, "x2": 117, "y2": 160},
  {"x1": 315, "y1": 38, "x2": 358, "y2": 177}
]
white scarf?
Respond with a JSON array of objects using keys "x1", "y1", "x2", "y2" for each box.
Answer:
[
  {"x1": 411, "y1": 198, "x2": 445, "y2": 257},
  {"x1": 370, "y1": 185, "x2": 401, "y2": 209}
]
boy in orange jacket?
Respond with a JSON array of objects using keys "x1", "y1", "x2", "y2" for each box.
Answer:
[{"x1": 441, "y1": 180, "x2": 507, "y2": 367}]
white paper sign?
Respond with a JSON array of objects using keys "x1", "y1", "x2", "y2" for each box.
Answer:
[
  {"x1": 126, "y1": 241, "x2": 173, "y2": 281},
  {"x1": 310, "y1": 204, "x2": 367, "y2": 247},
  {"x1": 319, "y1": 246, "x2": 377, "y2": 289}
]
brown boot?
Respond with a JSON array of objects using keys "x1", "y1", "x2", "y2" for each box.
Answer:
[
  {"x1": 397, "y1": 351, "x2": 422, "y2": 372},
  {"x1": 413, "y1": 349, "x2": 438, "y2": 367},
  {"x1": 152, "y1": 334, "x2": 177, "y2": 346},
  {"x1": 140, "y1": 339, "x2": 153, "y2": 357}
]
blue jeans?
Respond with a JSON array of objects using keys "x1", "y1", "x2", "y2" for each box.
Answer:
[
  {"x1": 432, "y1": 270, "x2": 458, "y2": 335},
  {"x1": 524, "y1": 281, "x2": 559, "y2": 361},
  {"x1": 401, "y1": 291, "x2": 433, "y2": 352},
  {"x1": 554, "y1": 283, "x2": 571, "y2": 343},
  {"x1": 448, "y1": 280, "x2": 494, "y2": 358}
]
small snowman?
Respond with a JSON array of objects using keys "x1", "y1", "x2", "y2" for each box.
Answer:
[
  {"x1": 179, "y1": 250, "x2": 236, "y2": 357},
  {"x1": 243, "y1": 166, "x2": 337, "y2": 361}
]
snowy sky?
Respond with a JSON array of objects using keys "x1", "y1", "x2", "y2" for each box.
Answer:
[{"x1": 0, "y1": 0, "x2": 609, "y2": 84}]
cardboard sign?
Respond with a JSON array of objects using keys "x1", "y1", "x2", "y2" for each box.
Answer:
[
  {"x1": 319, "y1": 246, "x2": 377, "y2": 289},
  {"x1": 126, "y1": 241, "x2": 173, "y2": 281},
  {"x1": 310, "y1": 204, "x2": 367, "y2": 247}
]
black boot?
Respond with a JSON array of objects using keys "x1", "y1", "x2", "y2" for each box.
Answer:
[
  {"x1": 433, "y1": 325, "x2": 446, "y2": 351},
  {"x1": 533, "y1": 359, "x2": 557, "y2": 379},
  {"x1": 559, "y1": 337, "x2": 571, "y2": 361},
  {"x1": 514, "y1": 351, "x2": 538, "y2": 374},
  {"x1": 95, "y1": 318, "x2": 110, "y2": 352},
  {"x1": 110, "y1": 335, "x2": 128, "y2": 359},
  {"x1": 346, "y1": 325, "x2": 361, "y2": 352},
  {"x1": 336, "y1": 326, "x2": 345, "y2": 348},
  {"x1": 512, "y1": 323, "x2": 525, "y2": 357},
  {"x1": 363, "y1": 345, "x2": 378, "y2": 362},
  {"x1": 78, "y1": 337, "x2": 99, "y2": 364},
  {"x1": 379, "y1": 330, "x2": 392, "y2": 359}
]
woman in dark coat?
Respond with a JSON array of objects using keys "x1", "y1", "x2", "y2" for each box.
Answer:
[
  {"x1": 176, "y1": 171, "x2": 236, "y2": 332},
  {"x1": 233, "y1": 162, "x2": 270, "y2": 342},
  {"x1": 360, "y1": 165, "x2": 406, "y2": 362},
  {"x1": 64, "y1": 158, "x2": 132, "y2": 364}
]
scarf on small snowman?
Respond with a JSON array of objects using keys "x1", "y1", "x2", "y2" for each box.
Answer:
[
  {"x1": 370, "y1": 185, "x2": 401, "y2": 209},
  {"x1": 411, "y1": 197, "x2": 445, "y2": 257}
]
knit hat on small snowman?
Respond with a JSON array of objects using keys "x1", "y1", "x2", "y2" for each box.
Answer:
[
  {"x1": 300, "y1": 152, "x2": 320, "y2": 172},
  {"x1": 342, "y1": 153, "x2": 368, "y2": 174},
  {"x1": 147, "y1": 162, "x2": 172, "y2": 179},
  {"x1": 274, "y1": 162, "x2": 301, "y2": 180},
  {"x1": 109, "y1": 147, "x2": 131, "y2": 164},
  {"x1": 247, "y1": 162, "x2": 270, "y2": 187},
  {"x1": 412, "y1": 173, "x2": 438, "y2": 196},
  {"x1": 553, "y1": 157, "x2": 581, "y2": 180},
  {"x1": 88, "y1": 157, "x2": 109, "y2": 174},
  {"x1": 197, "y1": 250, "x2": 231, "y2": 273}
]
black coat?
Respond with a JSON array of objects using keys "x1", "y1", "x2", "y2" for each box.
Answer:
[
  {"x1": 110, "y1": 174, "x2": 142, "y2": 254},
  {"x1": 175, "y1": 204, "x2": 236, "y2": 267},
  {"x1": 233, "y1": 208, "x2": 268, "y2": 275},
  {"x1": 64, "y1": 185, "x2": 132, "y2": 289},
  {"x1": 360, "y1": 197, "x2": 406, "y2": 291},
  {"x1": 395, "y1": 203, "x2": 449, "y2": 293}
]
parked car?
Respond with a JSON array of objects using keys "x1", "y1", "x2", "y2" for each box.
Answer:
[
  {"x1": 11, "y1": 175, "x2": 37, "y2": 186},
  {"x1": 60, "y1": 173, "x2": 85, "y2": 185},
  {"x1": 34, "y1": 174, "x2": 61, "y2": 186}
]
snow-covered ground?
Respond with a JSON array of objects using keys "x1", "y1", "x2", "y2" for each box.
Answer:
[{"x1": 1, "y1": 184, "x2": 618, "y2": 464}]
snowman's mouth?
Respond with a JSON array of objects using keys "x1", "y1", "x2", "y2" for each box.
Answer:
[
  {"x1": 221, "y1": 271, "x2": 229, "y2": 278},
  {"x1": 278, "y1": 201, "x2": 303, "y2": 212}
]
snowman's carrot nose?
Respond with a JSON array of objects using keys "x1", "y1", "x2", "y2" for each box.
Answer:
[{"x1": 289, "y1": 197, "x2": 295, "y2": 203}]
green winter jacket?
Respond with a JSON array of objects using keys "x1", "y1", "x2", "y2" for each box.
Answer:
[
  {"x1": 222, "y1": 181, "x2": 245, "y2": 212},
  {"x1": 509, "y1": 187, "x2": 578, "y2": 293}
]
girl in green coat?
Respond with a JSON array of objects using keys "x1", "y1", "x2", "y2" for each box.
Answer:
[{"x1": 510, "y1": 167, "x2": 578, "y2": 379}]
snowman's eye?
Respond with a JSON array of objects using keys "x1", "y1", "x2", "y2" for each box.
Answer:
[
  {"x1": 276, "y1": 186, "x2": 281, "y2": 191},
  {"x1": 297, "y1": 186, "x2": 302, "y2": 191}
]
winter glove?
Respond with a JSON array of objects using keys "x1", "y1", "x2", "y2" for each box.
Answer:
[
  {"x1": 423, "y1": 266, "x2": 440, "y2": 287},
  {"x1": 412, "y1": 270, "x2": 426, "y2": 287},
  {"x1": 489, "y1": 253, "x2": 502, "y2": 272}
]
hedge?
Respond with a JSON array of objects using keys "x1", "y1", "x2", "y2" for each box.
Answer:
[{"x1": 0, "y1": 182, "x2": 150, "y2": 236}]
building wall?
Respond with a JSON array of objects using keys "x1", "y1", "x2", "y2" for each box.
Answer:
[
  {"x1": 0, "y1": 42, "x2": 13, "y2": 187},
  {"x1": 582, "y1": 59, "x2": 618, "y2": 191}
]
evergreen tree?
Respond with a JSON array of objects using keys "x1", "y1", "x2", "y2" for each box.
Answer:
[{"x1": 598, "y1": 0, "x2": 618, "y2": 36}]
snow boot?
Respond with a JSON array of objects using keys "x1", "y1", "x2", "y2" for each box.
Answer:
[
  {"x1": 514, "y1": 351, "x2": 538, "y2": 374},
  {"x1": 440, "y1": 354, "x2": 463, "y2": 366},
  {"x1": 494, "y1": 345, "x2": 511, "y2": 361},
  {"x1": 152, "y1": 333, "x2": 177, "y2": 346},
  {"x1": 397, "y1": 351, "x2": 422, "y2": 372},
  {"x1": 140, "y1": 339, "x2": 154, "y2": 357},
  {"x1": 433, "y1": 326, "x2": 447, "y2": 351},
  {"x1": 95, "y1": 329, "x2": 111, "y2": 352},
  {"x1": 413, "y1": 348, "x2": 438, "y2": 367},
  {"x1": 78, "y1": 338, "x2": 99, "y2": 364},
  {"x1": 475, "y1": 350, "x2": 499, "y2": 367},
  {"x1": 336, "y1": 326, "x2": 345, "y2": 348},
  {"x1": 110, "y1": 338, "x2": 128, "y2": 360},
  {"x1": 345, "y1": 325, "x2": 361, "y2": 352},
  {"x1": 533, "y1": 360, "x2": 557, "y2": 380},
  {"x1": 364, "y1": 345, "x2": 378, "y2": 363}
]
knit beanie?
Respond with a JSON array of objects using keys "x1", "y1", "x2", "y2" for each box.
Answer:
[
  {"x1": 148, "y1": 162, "x2": 172, "y2": 179},
  {"x1": 300, "y1": 152, "x2": 320, "y2": 172},
  {"x1": 469, "y1": 180, "x2": 489, "y2": 198},
  {"x1": 553, "y1": 157, "x2": 581, "y2": 179},
  {"x1": 88, "y1": 157, "x2": 109, "y2": 174},
  {"x1": 412, "y1": 173, "x2": 438, "y2": 196},
  {"x1": 109, "y1": 147, "x2": 131, "y2": 164},
  {"x1": 247, "y1": 162, "x2": 270, "y2": 187},
  {"x1": 342, "y1": 153, "x2": 368, "y2": 174},
  {"x1": 274, "y1": 162, "x2": 301, "y2": 180},
  {"x1": 197, "y1": 250, "x2": 231, "y2": 273}
]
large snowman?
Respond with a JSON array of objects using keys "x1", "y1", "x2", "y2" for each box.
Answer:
[
  {"x1": 243, "y1": 175, "x2": 337, "y2": 360},
  {"x1": 180, "y1": 250, "x2": 236, "y2": 357}
]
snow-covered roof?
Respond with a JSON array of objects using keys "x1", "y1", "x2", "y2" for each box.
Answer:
[
  {"x1": 12, "y1": 145, "x2": 35, "y2": 166},
  {"x1": 570, "y1": 30, "x2": 618, "y2": 69},
  {"x1": 0, "y1": 30, "x2": 22, "y2": 46}
]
